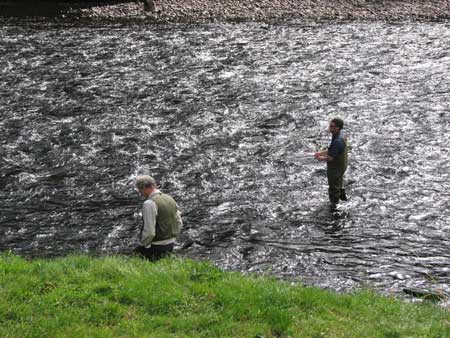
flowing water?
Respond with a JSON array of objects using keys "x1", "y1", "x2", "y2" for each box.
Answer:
[{"x1": 1, "y1": 19, "x2": 449, "y2": 300}]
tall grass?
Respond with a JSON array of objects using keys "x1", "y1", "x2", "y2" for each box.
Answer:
[{"x1": 0, "y1": 253, "x2": 448, "y2": 337}]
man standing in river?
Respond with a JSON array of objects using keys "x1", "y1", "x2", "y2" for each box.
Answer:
[
  {"x1": 314, "y1": 118, "x2": 348, "y2": 208},
  {"x1": 134, "y1": 175, "x2": 182, "y2": 261}
]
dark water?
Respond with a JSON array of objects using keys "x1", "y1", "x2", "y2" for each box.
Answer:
[{"x1": 1, "y1": 19, "x2": 449, "y2": 301}]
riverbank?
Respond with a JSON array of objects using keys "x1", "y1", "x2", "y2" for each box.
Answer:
[
  {"x1": 1, "y1": 254, "x2": 449, "y2": 337},
  {"x1": 1, "y1": 0, "x2": 450, "y2": 22}
]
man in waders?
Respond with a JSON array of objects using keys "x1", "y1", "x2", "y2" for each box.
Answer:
[
  {"x1": 314, "y1": 118, "x2": 348, "y2": 208},
  {"x1": 134, "y1": 175, "x2": 182, "y2": 261}
]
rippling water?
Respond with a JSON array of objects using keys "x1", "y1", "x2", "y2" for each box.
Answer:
[{"x1": 1, "y1": 19, "x2": 449, "y2": 299}]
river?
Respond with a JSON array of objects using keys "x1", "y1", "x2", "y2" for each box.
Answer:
[{"x1": 1, "y1": 19, "x2": 449, "y2": 300}]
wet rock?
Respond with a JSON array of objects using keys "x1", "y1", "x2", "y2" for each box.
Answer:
[
  {"x1": 407, "y1": 213, "x2": 438, "y2": 222},
  {"x1": 403, "y1": 288, "x2": 447, "y2": 302},
  {"x1": 47, "y1": 167, "x2": 77, "y2": 180}
]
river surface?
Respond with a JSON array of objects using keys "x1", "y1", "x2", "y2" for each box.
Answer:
[{"x1": 1, "y1": 19, "x2": 449, "y2": 300}]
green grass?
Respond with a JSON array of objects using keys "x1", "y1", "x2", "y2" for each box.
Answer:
[{"x1": 0, "y1": 253, "x2": 449, "y2": 338}]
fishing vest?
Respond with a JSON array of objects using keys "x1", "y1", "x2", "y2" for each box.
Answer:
[
  {"x1": 149, "y1": 192, "x2": 180, "y2": 241},
  {"x1": 327, "y1": 133, "x2": 348, "y2": 173}
]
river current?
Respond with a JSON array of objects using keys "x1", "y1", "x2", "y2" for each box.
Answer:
[{"x1": 1, "y1": 19, "x2": 449, "y2": 300}]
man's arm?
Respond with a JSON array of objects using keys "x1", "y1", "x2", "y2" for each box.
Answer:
[
  {"x1": 315, "y1": 137, "x2": 344, "y2": 162},
  {"x1": 141, "y1": 200, "x2": 157, "y2": 247},
  {"x1": 176, "y1": 210, "x2": 183, "y2": 230},
  {"x1": 314, "y1": 150, "x2": 334, "y2": 162}
]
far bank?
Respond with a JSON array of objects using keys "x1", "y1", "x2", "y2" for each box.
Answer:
[{"x1": 1, "y1": 0, "x2": 450, "y2": 23}]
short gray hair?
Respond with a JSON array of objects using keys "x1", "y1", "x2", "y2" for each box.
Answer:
[{"x1": 135, "y1": 175, "x2": 156, "y2": 190}]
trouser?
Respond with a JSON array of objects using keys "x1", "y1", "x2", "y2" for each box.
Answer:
[
  {"x1": 142, "y1": 0, "x2": 155, "y2": 12},
  {"x1": 327, "y1": 169, "x2": 346, "y2": 203},
  {"x1": 134, "y1": 243, "x2": 174, "y2": 261}
]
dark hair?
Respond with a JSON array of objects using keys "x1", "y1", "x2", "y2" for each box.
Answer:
[{"x1": 331, "y1": 118, "x2": 344, "y2": 129}]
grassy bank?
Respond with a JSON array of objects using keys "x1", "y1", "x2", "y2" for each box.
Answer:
[{"x1": 0, "y1": 254, "x2": 448, "y2": 338}]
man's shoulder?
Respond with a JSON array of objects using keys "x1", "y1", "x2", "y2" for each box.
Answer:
[
  {"x1": 150, "y1": 192, "x2": 178, "y2": 208},
  {"x1": 143, "y1": 199, "x2": 157, "y2": 207},
  {"x1": 334, "y1": 137, "x2": 345, "y2": 145},
  {"x1": 158, "y1": 193, "x2": 177, "y2": 206},
  {"x1": 332, "y1": 132, "x2": 346, "y2": 145},
  {"x1": 331, "y1": 137, "x2": 344, "y2": 146}
]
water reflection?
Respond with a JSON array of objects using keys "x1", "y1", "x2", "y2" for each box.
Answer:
[{"x1": 0, "y1": 19, "x2": 449, "y2": 300}]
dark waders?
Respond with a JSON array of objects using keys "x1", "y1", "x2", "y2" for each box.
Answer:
[
  {"x1": 327, "y1": 168, "x2": 346, "y2": 204},
  {"x1": 142, "y1": 0, "x2": 155, "y2": 12},
  {"x1": 327, "y1": 133, "x2": 348, "y2": 205}
]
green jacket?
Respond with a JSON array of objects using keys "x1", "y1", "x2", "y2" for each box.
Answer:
[{"x1": 150, "y1": 192, "x2": 180, "y2": 242}]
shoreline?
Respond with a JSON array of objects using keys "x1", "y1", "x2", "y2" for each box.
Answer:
[
  {"x1": 1, "y1": 254, "x2": 449, "y2": 337},
  {"x1": 1, "y1": 0, "x2": 450, "y2": 23}
]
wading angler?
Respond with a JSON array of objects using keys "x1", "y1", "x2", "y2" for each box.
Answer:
[{"x1": 314, "y1": 118, "x2": 348, "y2": 208}]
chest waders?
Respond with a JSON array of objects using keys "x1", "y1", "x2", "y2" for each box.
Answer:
[{"x1": 327, "y1": 139, "x2": 348, "y2": 204}]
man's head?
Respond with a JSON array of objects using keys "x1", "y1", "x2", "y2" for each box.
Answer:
[
  {"x1": 135, "y1": 175, "x2": 157, "y2": 197},
  {"x1": 329, "y1": 118, "x2": 344, "y2": 135}
]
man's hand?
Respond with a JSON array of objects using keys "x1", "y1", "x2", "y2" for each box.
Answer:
[{"x1": 314, "y1": 150, "x2": 327, "y2": 161}]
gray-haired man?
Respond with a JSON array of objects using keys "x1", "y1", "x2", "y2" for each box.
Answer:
[{"x1": 134, "y1": 175, "x2": 182, "y2": 260}]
